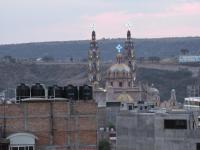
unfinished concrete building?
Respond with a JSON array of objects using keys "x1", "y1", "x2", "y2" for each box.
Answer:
[{"x1": 116, "y1": 110, "x2": 200, "y2": 150}]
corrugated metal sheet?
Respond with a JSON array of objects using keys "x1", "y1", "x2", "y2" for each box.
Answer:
[{"x1": 179, "y1": 56, "x2": 200, "y2": 63}]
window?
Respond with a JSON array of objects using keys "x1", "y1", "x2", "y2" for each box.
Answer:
[
  {"x1": 128, "y1": 105, "x2": 133, "y2": 110},
  {"x1": 128, "y1": 82, "x2": 131, "y2": 87},
  {"x1": 110, "y1": 82, "x2": 113, "y2": 86},
  {"x1": 11, "y1": 146, "x2": 34, "y2": 150},
  {"x1": 197, "y1": 143, "x2": 200, "y2": 150},
  {"x1": 7, "y1": 133, "x2": 36, "y2": 150},
  {"x1": 198, "y1": 117, "x2": 200, "y2": 122},
  {"x1": 119, "y1": 82, "x2": 123, "y2": 87},
  {"x1": 164, "y1": 119, "x2": 187, "y2": 129},
  {"x1": 0, "y1": 143, "x2": 9, "y2": 150},
  {"x1": 28, "y1": 147, "x2": 33, "y2": 150},
  {"x1": 138, "y1": 101, "x2": 144, "y2": 104}
]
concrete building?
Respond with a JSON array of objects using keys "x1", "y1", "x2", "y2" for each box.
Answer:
[
  {"x1": 116, "y1": 110, "x2": 200, "y2": 150},
  {"x1": 0, "y1": 99, "x2": 97, "y2": 150}
]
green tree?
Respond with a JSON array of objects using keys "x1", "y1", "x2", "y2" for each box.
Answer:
[
  {"x1": 180, "y1": 49, "x2": 189, "y2": 55},
  {"x1": 99, "y1": 139, "x2": 111, "y2": 150},
  {"x1": 42, "y1": 56, "x2": 54, "y2": 62},
  {"x1": 108, "y1": 122, "x2": 115, "y2": 130}
]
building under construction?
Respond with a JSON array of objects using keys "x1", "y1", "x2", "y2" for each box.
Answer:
[{"x1": 0, "y1": 83, "x2": 97, "y2": 150}]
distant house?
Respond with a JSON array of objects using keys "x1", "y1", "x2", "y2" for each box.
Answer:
[{"x1": 178, "y1": 55, "x2": 200, "y2": 65}]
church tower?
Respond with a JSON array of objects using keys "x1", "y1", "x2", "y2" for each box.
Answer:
[
  {"x1": 124, "y1": 30, "x2": 136, "y2": 82},
  {"x1": 169, "y1": 89, "x2": 177, "y2": 107},
  {"x1": 88, "y1": 30, "x2": 100, "y2": 85}
]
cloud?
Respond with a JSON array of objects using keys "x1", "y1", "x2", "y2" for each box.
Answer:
[
  {"x1": 83, "y1": 2, "x2": 200, "y2": 38},
  {"x1": 1, "y1": 0, "x2": 200, "y2": 43}
]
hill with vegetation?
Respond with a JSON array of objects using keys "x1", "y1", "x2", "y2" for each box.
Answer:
[
  {"x1": 0, "y1": 62, "x2": 198, "y2": 102},
  {"x1": 0, "y1": 37, "x2": 200, "y2": 61}
]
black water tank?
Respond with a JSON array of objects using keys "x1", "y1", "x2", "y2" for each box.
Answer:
[
  {"x1": 16, "y1": 83, "x2": 30, "y2": 100},
  {"x1": 48, "y1": 85, "x2": 64, "y2": 98},
  {"x1": 79, "y1": 85, "x2": 93, "y2": 100},
  {"x1": 64, "y1": 85, "x2": 78, "y2": 100},
  {"x1": 48, "y1": 86, "x2": 54, "y2": 98},
  {"x1": 31, "y1": 83, "x2": 45, "y2": 98}
]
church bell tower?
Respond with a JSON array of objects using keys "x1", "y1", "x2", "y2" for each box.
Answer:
[
  {"x1": 88, "y1": 30, "x2": 100, "y2": 85},
  {"x1": 124, "y1": 30, "x2": 136, "y2": 82}
]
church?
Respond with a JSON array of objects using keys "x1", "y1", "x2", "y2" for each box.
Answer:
[{"x1": 88, "y1": 29, "x2": 161, "y2": 114}]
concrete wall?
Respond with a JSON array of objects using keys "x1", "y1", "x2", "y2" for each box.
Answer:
[
  {"x1": 117, "y1": 111, "x2": 200, "y2": 150},
  {"x1": 0, "y1": 100, "x2": 97, "y2": 150}
]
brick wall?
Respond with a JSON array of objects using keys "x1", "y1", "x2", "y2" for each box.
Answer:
[{"x1": 0, "y1": 100, "x2": 97, "y2": 150}]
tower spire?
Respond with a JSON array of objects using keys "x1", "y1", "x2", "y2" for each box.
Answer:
[
  {"x1": 92, "y1": 30, "x2": 96, "y2": 41},
  {"x1": 124, "y1": 29, "x2": 136, "y2": 83},
  {"x1": 127, "y1": 30, "x2": 131, "y2": 39},
  {"x1": 88, "y1": 29, "x2": 100, "y2": 85}
]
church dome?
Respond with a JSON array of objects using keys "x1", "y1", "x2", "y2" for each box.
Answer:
[
  {"x1": 107, "y1": 51, "x2": 132, "y2": 81},
  {"x1": 148, "y1": 87, "x2": 159, "y2": 95},
  {"x1": 117, "y1": 93, "x2": 133, "y2": 103},
  {"x1": 109, "y1": 64, "x2": 130, "y2": 73},
  {"x1": 108, "y1": 53, "x2": 130, "y2": 73}
]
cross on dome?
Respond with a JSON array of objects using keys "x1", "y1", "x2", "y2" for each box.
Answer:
[{"x1": 116, "y1": 44, "x2": 123, "y2": 53}]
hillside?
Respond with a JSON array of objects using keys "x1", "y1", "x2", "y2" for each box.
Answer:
[
  {"x1": 0, "y1": 62, "x2": 197, "y2": 102},
  {"x1": 0, "y1": 37, "x2": 200, "y2": 61}
]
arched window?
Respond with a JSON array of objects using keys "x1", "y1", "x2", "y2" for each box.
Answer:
[
  {"x1": 7, "y1": 133, "x2": 38, "y2": 150},
  {"x1": 119, "y1": 82, "x2": 123, "y2": 87},
  {"x1": 128, "y1": 82, "x2": 131, "y2": 87},
  {"x1": 110, "y1": 82, "x2": 113, "y2": 86}
]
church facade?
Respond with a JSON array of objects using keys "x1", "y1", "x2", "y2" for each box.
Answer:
[{"x1": 89, "y1": 30, "x2": 160, "y2": 109}]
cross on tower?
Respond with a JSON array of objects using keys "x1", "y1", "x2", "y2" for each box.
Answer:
[
  {"x1": 125, "y1": 23, "x2": 132, "y2": 30},
  {"x1": 91, "y1": 24, "x2": 95, "y2": 31}
]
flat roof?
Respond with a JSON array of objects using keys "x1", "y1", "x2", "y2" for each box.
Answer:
[{"x1": 185, "y1": 97, "x2": 200, "y2": 102}]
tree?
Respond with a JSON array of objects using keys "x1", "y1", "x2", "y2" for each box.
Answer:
[
  {"x1": 137, "y1": 57, "x2": 145, "y2": 63},
  {"x1": 180, "y1": 49, "x2": 189, "y2": 55},
  {"x1": 148, "y1": 56, "x2": 160, "y2": 63},
  {"x1": 108, "y1": 122, "x2": 115, "y2": 130},
  {"x1": 70, "y1": 57, "x2": 74, "y2": 62},
  {"x1": 99, "y1": 139, "x2": 111, "y2": 150},
  {"x1": 2, "y1": 55, "x2": 16, "y2": 63},
  {"x1": 42, "y1": 56, "x2": 54, "y2": 62}
]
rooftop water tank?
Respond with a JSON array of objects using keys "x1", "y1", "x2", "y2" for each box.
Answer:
[
  {"x1": 79, "y1": 85, "x2": 93, "y2": 100},
  {"x1": 31, "y1": 83, "x2": 45, "y2": 98},
  {"x1": 64, "y1": 85, "x2": 78, "y2": 100},
  {"x1": 48, "y1": 85, "x2": 64, "y2": 98},
  {"x1": 16, "y1": 83, "x2": 30, "y2": 100}
]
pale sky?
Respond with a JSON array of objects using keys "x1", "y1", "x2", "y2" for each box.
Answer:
[{"x1": 0, "y1": 0, "x2": 200, "y2": 44}]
